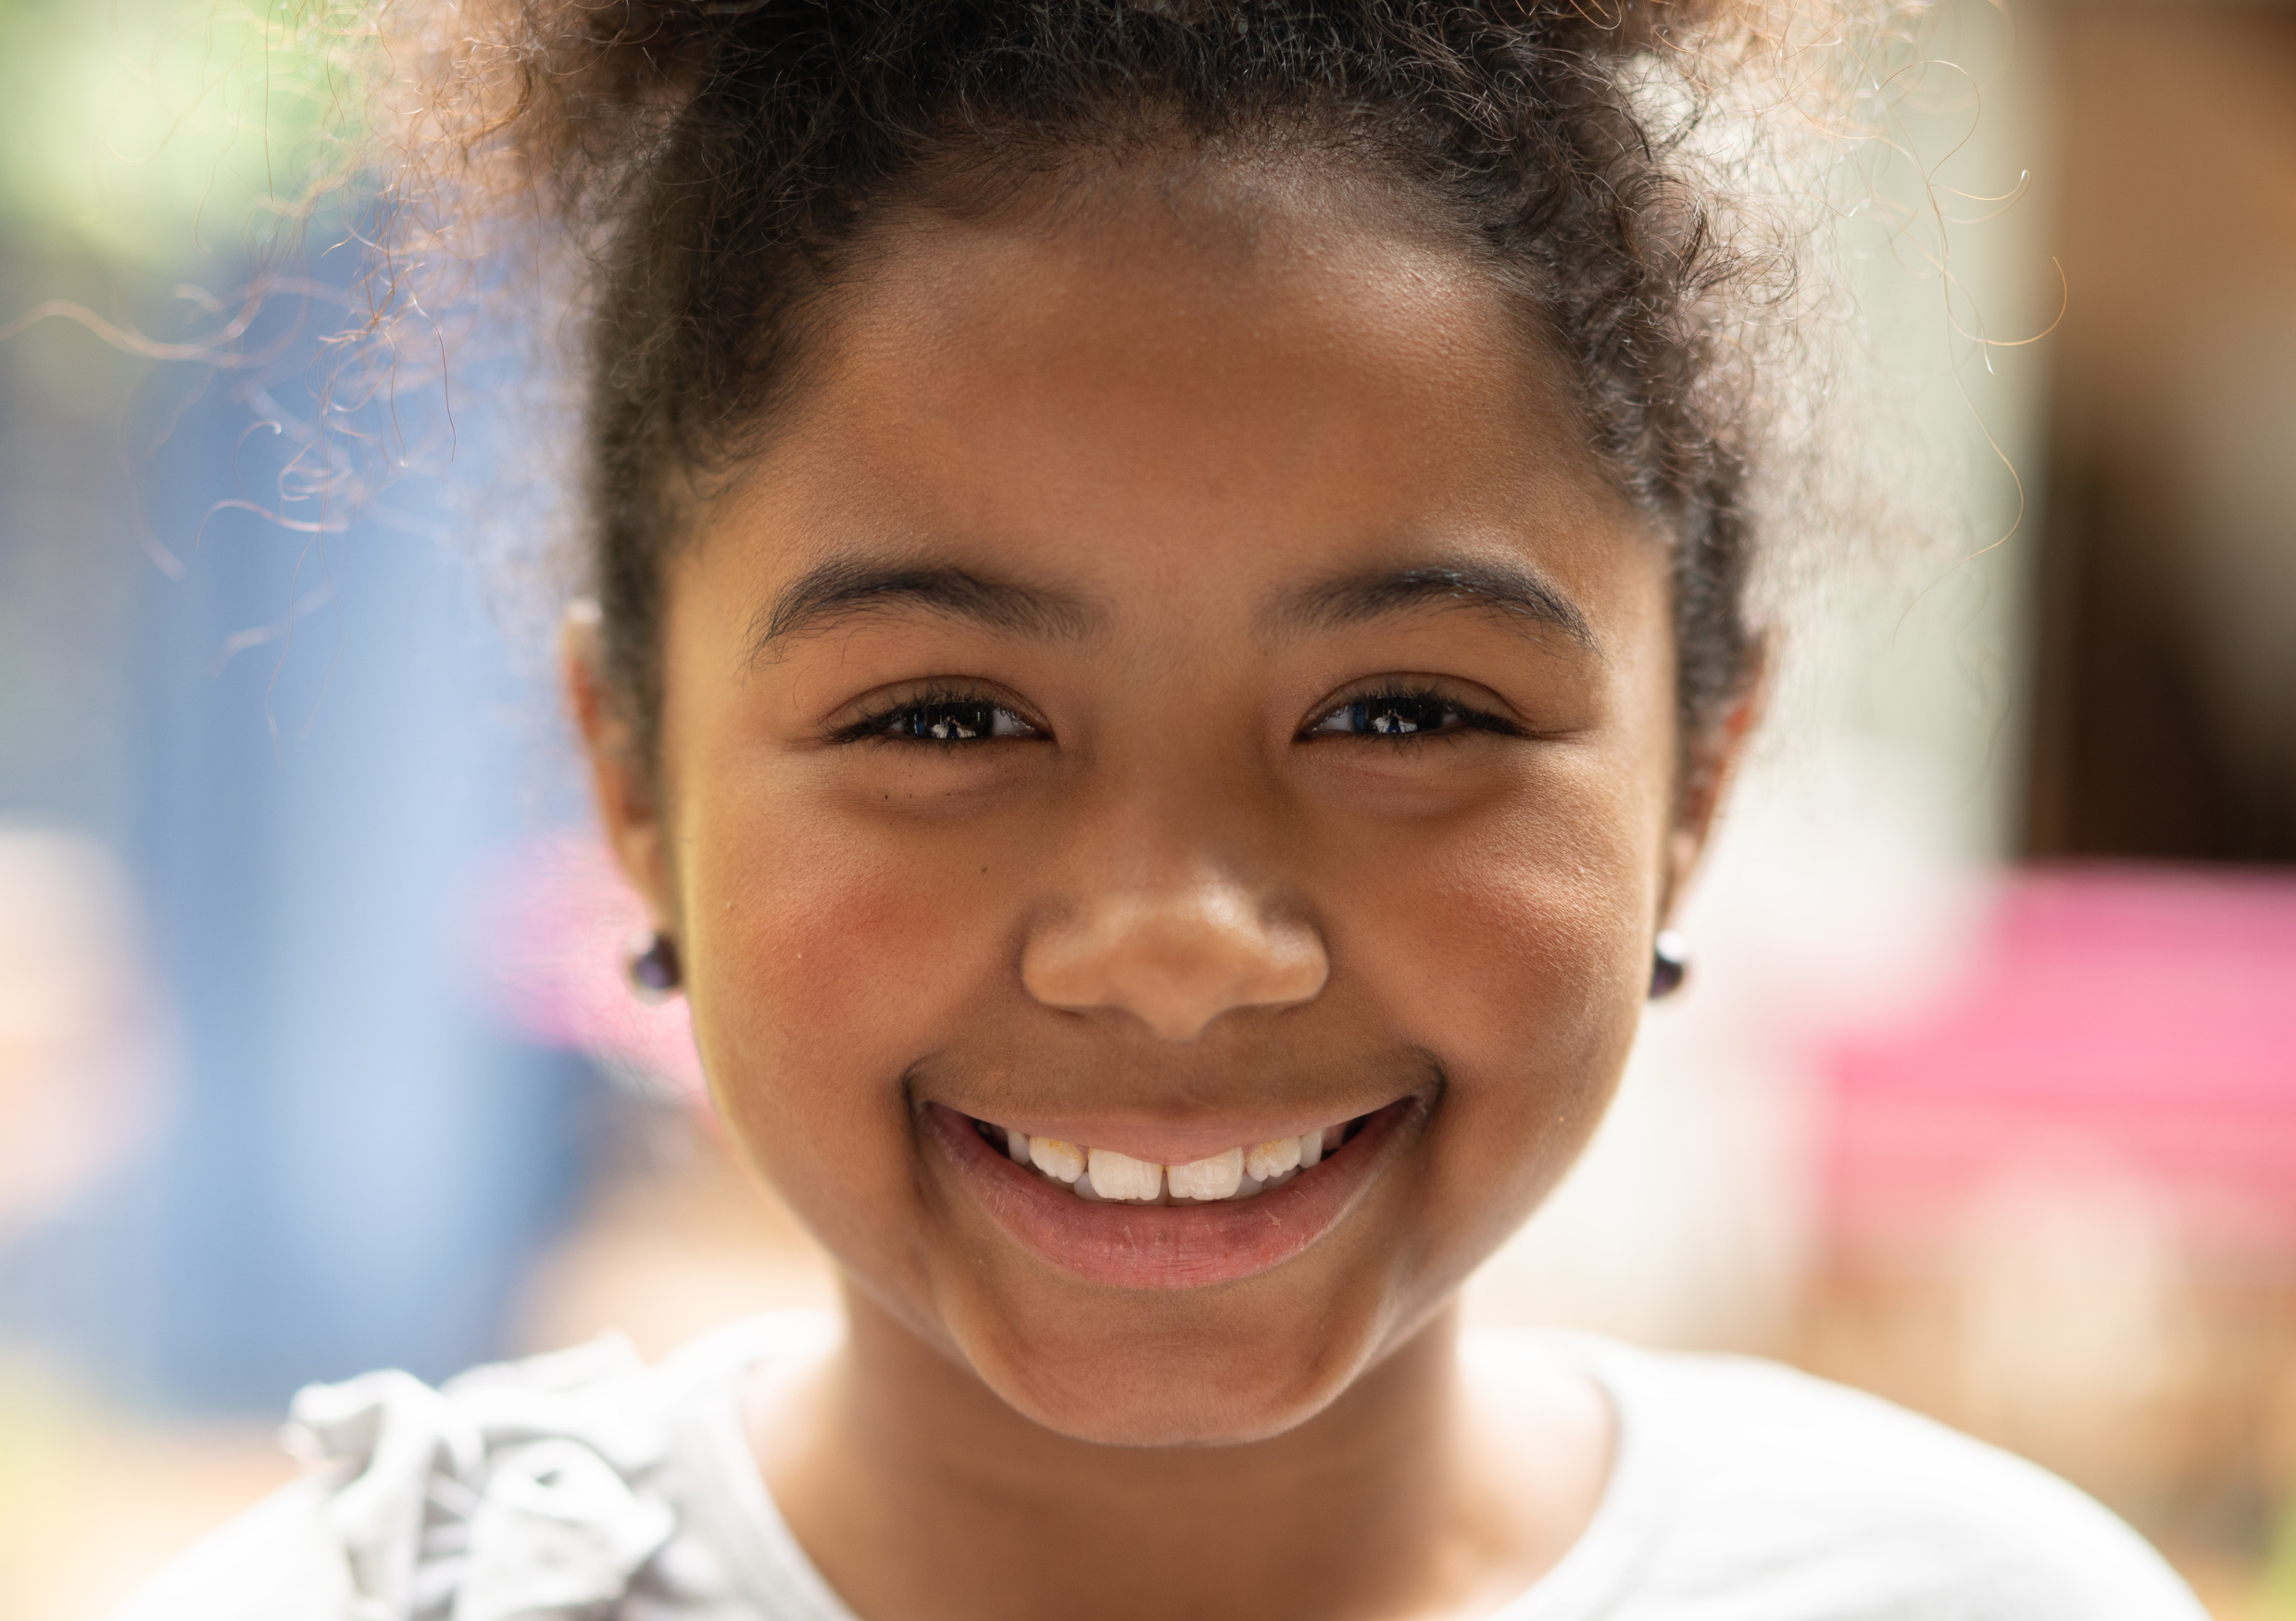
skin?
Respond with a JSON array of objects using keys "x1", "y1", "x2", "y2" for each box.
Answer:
[{"x1": 572, "y1": 168, "x2": 1751, "y2": 1621}]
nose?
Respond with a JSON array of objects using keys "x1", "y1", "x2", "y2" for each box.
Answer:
[{"x1": 1021, "y1": 885, "x2": 1329, "y2": 1041}]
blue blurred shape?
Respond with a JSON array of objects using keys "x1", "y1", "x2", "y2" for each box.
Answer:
[{"x1": 99, "y1": 283, "x2": 594, "y2": 1412}]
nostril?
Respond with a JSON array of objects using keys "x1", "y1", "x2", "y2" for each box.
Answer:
[{"x1": 1021, "y1": 888, "x2": 1327, "y2": 1039}]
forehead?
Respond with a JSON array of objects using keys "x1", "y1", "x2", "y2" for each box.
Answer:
[{"x1": 707, "y1": 170, "x2": 1650, "y2": 609}]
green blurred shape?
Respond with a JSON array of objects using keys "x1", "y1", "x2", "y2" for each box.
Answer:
[
  {"x1": 2264, "y1": 1482, "x2": 2296, "y2": 1619},
  {"x1": 0, "y1": 0, "x2": 370, "y2": 268}
]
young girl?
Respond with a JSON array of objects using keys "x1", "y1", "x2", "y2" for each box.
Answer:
[{"x1": 127, "y1": 3, "x2": 2205, "y2": 1617}]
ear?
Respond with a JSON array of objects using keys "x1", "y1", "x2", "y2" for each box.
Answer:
[
  {"x1": 563, "y1": 601, "x2": 674, "y2": 930},
  {"x1": 1660, "y1": 635, "x2": 1770, "y2": 924}
]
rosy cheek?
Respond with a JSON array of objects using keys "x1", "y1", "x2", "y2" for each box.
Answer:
[
  {"x1": 1334, "y1": 795, "x2": 1646, "y2": 1103},
  {"x1": 684, "y1": 811, "x2": 995, "y2": 1116},
  {"x1": 679, "y1": 848, "x2": 947, "y2": 1253}
]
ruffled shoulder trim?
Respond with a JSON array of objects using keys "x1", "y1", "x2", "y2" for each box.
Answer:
[
  {"x1": 286, "y1": 1336, "x2": 679, "y2": 1621},
  {"x1": 116, "y1": 1316, "x2": 846, "y2": 1621}
]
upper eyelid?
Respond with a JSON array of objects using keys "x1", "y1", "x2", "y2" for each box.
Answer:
[{"x1": 845, "y1": 679, "x2": 1027, "y2": 716}]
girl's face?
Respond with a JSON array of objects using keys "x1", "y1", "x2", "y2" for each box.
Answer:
[{"x1": 589, "y1": 181, "x2": 1700, "y2": 1446}]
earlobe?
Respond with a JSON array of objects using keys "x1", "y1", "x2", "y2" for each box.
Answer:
[{"x1": 562, "y1": 599, "x2": 673, "y2": 930}]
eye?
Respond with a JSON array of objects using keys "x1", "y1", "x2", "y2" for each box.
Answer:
[
  {"x1": 838, "y1": 689, "x2": 1042, "y2": 745},
  {"x1": 1302, "y1": 686, "x2": 1515, "y2": 740}
]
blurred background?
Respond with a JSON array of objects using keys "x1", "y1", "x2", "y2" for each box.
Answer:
[{"x1": 0, "y1": 0, "x2": 2290, "y2": 1616}]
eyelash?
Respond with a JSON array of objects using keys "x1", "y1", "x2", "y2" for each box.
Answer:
[
  {"x1": 834, "y1": 686, "x2": 1043, "y2": 746},
  {"x1": 834, "y1": 683, "x2": 1517, "y2": 747},
  {"x1": 1299, "y1": 685, "x2": 1520, "y2": 742}
]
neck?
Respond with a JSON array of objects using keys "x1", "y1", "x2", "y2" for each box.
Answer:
[{"x1": 756, "y1": 1289, "x2": 1587, "y2": 1621}]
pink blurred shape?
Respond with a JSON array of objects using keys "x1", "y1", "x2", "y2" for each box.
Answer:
[
  {"x1": 471, "y1": 833, "x2": 707, "y2": 1101},
  {"x1": 1824, "y1": 864, "x2": 2296, "y2": 1255}
]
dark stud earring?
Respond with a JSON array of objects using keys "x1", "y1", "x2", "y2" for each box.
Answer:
[
  {"x1": 1649, "y1": 929, "x2": 1691, "y2": 999},
  {"x1": 625, "y1": 930, "x2": 683, "y2": 1003}
]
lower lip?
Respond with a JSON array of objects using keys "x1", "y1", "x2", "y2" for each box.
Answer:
[{"x1": 925, "y1": 1097, "x2": 1421, "y2": 1290}]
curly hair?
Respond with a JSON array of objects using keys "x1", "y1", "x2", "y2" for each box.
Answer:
[{"x1": 408, "y1": 0, "x2": 1806, "y2": 776}]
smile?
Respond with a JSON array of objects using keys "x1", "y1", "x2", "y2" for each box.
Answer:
[
  {"x1": 969, "y1": 1117, "x2": 1358, "y2": 1203},
  {"x1": 926, "y1": 1094, "x2": 1425, "y2": 1289}
]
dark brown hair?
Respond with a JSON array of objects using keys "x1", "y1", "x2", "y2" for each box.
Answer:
[{"x1": 450, "y1": 0, "x2": 1779, "y2": 767}]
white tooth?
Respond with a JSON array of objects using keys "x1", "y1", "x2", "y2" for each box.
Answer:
[
  {"x1": 1235, "y1": 1173, "x2": 1264, "y2": 1199},
  {"x1": 1004, "y1": 1128, "x2": 1032, "y2": 1164},
  {"x1": 1322, "y1": 1123, "x2": 1345, "y2": 1154},
  {"x1": 1031, "y1": 1137, "x2": 1085, "y2": 1184},
  {"x1": 1167, "y1": 1147, "x2": 1244, "y2": 1201},
  {"x1": 1087, "y1": 1148, "x2": 1163, "y2": 1202},
  {"x1": 1265, "y1": 1166, "x2": 1297, "y2": 1189},
  {"x1": 1245, "y1": 1137, "x2": 1301, "y2": 1182},
  {"x1": 1298, "y1": 1130, "x2": 1324, "y2": 1168},
  {"x1": 1073, "y1": 1171, "x2": 1103, "y2": 1200}
]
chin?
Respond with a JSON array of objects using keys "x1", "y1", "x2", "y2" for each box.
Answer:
[
  {"x1": 974, "y1": 1336, "x2": 1362, "y2": 1448},
  {"x1": 938, "y1": 1273, "x2": 1420, "y2": 1449}
]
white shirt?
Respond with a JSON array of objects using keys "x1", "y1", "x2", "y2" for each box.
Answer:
[{"x1": 117, "y1": 1314, "x2": 2209, "y2": 1621}]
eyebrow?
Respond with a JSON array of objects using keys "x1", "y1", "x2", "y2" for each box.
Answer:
[
  {"x1": 1272, "y1": 560, "x2": 1600, "y2": 653},
  {"x1": 748, "y1": 559, "x2": 1102, "y2": 660}
]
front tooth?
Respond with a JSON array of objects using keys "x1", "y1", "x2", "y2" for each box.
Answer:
[
  {"x1": 1073, "y1": 1171, "x2": 1103, "y2": 1200},
  {"x1": 1030, "y1": 1137, "x2": 1085, "y2": 1183},
  {"x1": 1245, "y1": 1137, "x2": 1301, "y2": 1182},
  {"x1": 1087, "y1": 1149, "x2": 1163, "y2": 1202},
  {"x1": 1298, "y1": 1130, "x2": 1324, "y2": 1168},
  {"x1": 1167, "y1": 1147, "x2": 1244, "y2": 1201},
  {"x1": 1004, "y1": 1128, "x2": 1032, "y2": 1164}
]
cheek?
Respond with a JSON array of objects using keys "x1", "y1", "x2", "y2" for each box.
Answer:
[
  {"x1": 670, "y1": 788, "x2": 1019, "y2": 1213},
  {"x1": 1332, "y1": 745, "x2": 1658, "y2": 1019},
  {"x1": 1320, "y1": 752, "x2": 1661, "y2": 1221}
]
